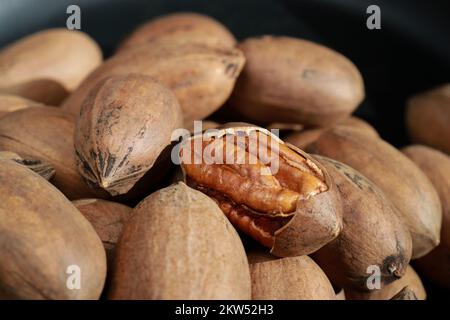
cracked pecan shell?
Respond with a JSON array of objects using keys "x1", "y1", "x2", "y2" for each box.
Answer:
[{"x1": 179, "y1": 125, "x2": 342, "y2": 257}]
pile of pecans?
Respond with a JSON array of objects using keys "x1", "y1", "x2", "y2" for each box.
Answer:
[{"x1": 0, "y1": 12, "x2": 448, "y2": 300}]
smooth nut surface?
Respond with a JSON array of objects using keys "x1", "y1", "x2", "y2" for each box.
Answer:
[
  {"x1": 0, "y1": 28, "x2": 102, "y2": 104},
  {"x1": 402, "y1": 145, "x2": 450, "y2": 288},
  {"x1": 284, "y1": 116, "x2": 378, "y2": 150},
  {"x1": 0, "y1": 94, "x2": 44, "y2": 118},
  {"x1": 117, "y1": 12, "x2": 236, "y2": 52},
  {"x1": 248, "y1": 250, "x2": 336, "y2": 300},
  {"x1": 109, "y1": 182, "x2": 251, "y2": 299},
  {"x1": 0, "y1": 160, "x2": 106, "y2": 299},
  {"x1": 229, "y1": 36, "x2": 364, "y2": 127},
  {"x1": 402, "y1": 145, "x2": 450, "y2": 248},
  {"x1": 406, "y1": 84, "x2": 450, "y2": 154}
]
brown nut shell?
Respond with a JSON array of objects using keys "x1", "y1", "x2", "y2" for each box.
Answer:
[
  {"x1": 0, "y1": 28, "x2": 102, "y2": 104},
  {"x1": 0, "y1": 94, "x2": 44, "y2": 118},
  {"x1": 187, "y1": 120, "x2": 221, "y2": 134},
  {"x1": 248, "y1": 250, "x2": 336, "y2": 300},
  {"x1": 345, "y1": 265, "x2": 426, "y2": 300},
  {"x1": 335, "y1": 288, "x2": 346, "y2": 300},
  {"x1": 229, "y1": 36, "x2": 364, "y2": 127},
  {"x1": 0, "y1": 151, "x2": 55, "y2": 180},
  {"x1": 390, "y1": 286, "x2": 418, "y2": 300},
  {"x1": 117, "y1": 12, "x2": 236, "y2": 52},
  {"x1": 0, "y1": 79, "x2": 69, "y2": 106},
  {"x1": 338, "y1": 116, "x2": 379, "y2": 138},
  {"x1": 306, "y1": 127, "x2": 442, "y2": 258},
  {"x1": 402, "y1": 145, "x2": 450, "y2": 248},
  {"x1": 284, "y1": 117, "x2": 378, "y2": 150},
  {"x1": 406, "y1": 84, "x2": 450, "y2": 154},
  {"x1": 74, "y1": 74, "x2": 182, "y2": 195},
  {"x1": 63, "y1": 40, "x2": 245, "y2": 125},
  {"x1": 402, "y1": 145, "x2": 450, "y2": 288},
  {"x1": 283, "y1": 128, "x2": 324, "y2": 150},
  {"x1": 0, "y1": 106, "x2": 105, "y2": 199},
  {"x1": 72, "y1": 199, "x2": 132, "y2": 266},
  {"x1": 312, "y1": 156, "x2": 412, "y2": 291},
  {"x1": 179, "y1": 125, "x2": 343, "y2": 257},
  {"x1": 108, "y1": 182, "x2": 251, "y2": 299},
  {"x1": 0, "y1": 159, "x2": 106, "y2": 299}
]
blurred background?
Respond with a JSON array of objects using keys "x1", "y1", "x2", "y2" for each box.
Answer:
[
  {"x1": 0, "y1": 0, "x2": 449, "y2": 299},
  {"x1": 1, "y1": 0, "x2": 450, "y2": 147}
]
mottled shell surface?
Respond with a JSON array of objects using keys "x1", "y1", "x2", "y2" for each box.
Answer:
[
  {"x1": 306, "y1": 127, "x2": 442, "y2": 258},
  {"x1": 74, "y1": 74, "x2": 183, "y2": 195},
  {"x1": 63, "y1": 41, "x2": 245, "y2": 125},
  {"x1": 109, "y1": 182, "x2": 251, "y2": 299}
]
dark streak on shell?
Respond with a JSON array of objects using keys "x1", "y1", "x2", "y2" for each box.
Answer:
[{"x1": 74, "y1": 74, "x2": 183, "y2": 196}]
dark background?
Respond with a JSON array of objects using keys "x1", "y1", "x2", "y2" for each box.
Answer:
[
  {"x1": 0, "y1": 0, "x2": 449, "y2": 299},
  {"x1": 1, "y1": 0, "x2": 449, "y2": 146}
]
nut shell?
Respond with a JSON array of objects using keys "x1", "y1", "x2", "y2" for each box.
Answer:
[
  {"x1": 74, "y1": 74, "x2": 182, "y2": 195},
  {"x1": 390, "y1": 286, "x2": 418, "y2": 300},
  {"x1": 306, "y1": 127, "x2": 442, "y2": 258},
  {"x1": 402, "y1": 145, "x2": 450, "y2": 288},
  {"x1": 283, "y1": 117, "x2": 378, "y2": 150},
  {"x1": 272, "y1": 149, "x2": 342, "y2": 257},
  {"x1": 248, "y1": 250, "x2": 336, "y2": 300},
  {"x1": 0, "y1": 151, "x2": 55, "y2": 180},
  {"x1": 0, "y1": 28, "x2": 102, "y2": 104},
  {"x1": 117, "y1": 12, "x2": 236, "y2": 52},
  {"x1": 0, "y1": 106, "x2": 105, "y2": 199},
  {"x1": 0, "y1": 94, "x2": 44, "y2": 118},
  {"x1": 63, "y1": 40, "x2": 245, "y2": 125},
  {"x1": 346, "y1": 265, "x2": 426, "y2": 300},
  {"x1": 312, "y1": 156, "x2": 412, "y2": 291},
  {"x1": 0, "y1": 159, "x2": 106, "y2": 299},
  {"x1": 338, "y1": 116, "x2": 379, "y2": 138},
  {"x1": 406, "y1": 84, "x2": 450, "y2": 154},
  {"x1": 72, "y1": 199, "x2": 132, "y2": 265},
  {"x1": 179, "y1": 125, "x2": 343, "y2": 257},
  {"x1": 229, "y1": 36, "x2": 364, "y2": 127},
  {"x1": 108, "y1": 182, "x2": 251, "y2": 299},
  {"x1": 282, "y1": 117, "x2": 380, "y2": 149},
  {"x1": 283, "y1": 128, "x2": 324, "y2": 150}
]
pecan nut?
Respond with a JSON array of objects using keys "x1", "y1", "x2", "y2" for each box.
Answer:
[{"x1": 179, "y1": 125, "x2": 342, "y2": 257}]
